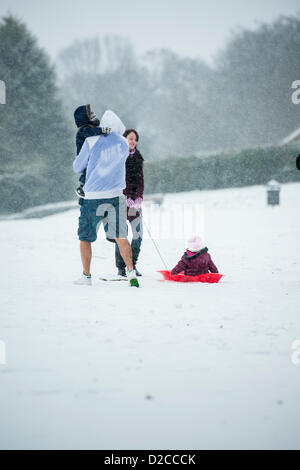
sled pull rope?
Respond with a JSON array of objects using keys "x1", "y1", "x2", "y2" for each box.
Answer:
[{"x1": 137, "y1": 209, "x2": 168, "y2": 270}]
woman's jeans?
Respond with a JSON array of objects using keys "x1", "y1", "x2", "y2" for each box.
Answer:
[{"x1": 115, "y1": 216, "x2": 143, "y2": 269}]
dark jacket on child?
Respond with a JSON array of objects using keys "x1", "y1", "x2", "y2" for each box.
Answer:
[
  {"x1": 74, "y1": 105, "x2": 103, "y2": 155},
  {"x1": 171, "y1": 247, "x2": 218, "y2": 276}
]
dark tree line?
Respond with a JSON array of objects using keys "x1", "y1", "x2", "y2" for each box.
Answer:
[
  {"x1": 0, "y1": 15, "x2": 74, "y2": 213},
  {"x1": 0, "y1": 14, "x2": 299, "y2": 213},
  {"x1": 58, "y1": 14, "x2": 300, "y2": 160}
]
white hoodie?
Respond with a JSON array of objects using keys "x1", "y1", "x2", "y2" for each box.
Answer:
[{"x1": 73, "y1": 110, "x2": 129, "y2": 199}]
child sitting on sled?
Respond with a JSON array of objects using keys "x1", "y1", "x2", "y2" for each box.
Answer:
[{"x1": 171, "y1": 236, "x2": 218, "y2": 276}]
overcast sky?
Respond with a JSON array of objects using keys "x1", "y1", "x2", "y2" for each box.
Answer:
[{"x1": 0, "y1": 0, "x2": 299, "y2": 63}]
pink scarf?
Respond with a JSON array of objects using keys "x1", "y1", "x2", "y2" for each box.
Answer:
[{"x1": 187, "y1": 250, "x2": 198, "y2": 256}]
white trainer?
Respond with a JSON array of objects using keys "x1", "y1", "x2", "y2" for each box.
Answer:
[{"x1": 74, "y1": 273, "x2": 92, "y2": 286}]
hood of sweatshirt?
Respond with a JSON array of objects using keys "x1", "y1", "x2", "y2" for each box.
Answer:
[
  {"x1": 100, "y1": 110, "x2": 126, "y2": 136},
  {"x1": 74, "y1": 104, "x2": 100, "y2": 128}
]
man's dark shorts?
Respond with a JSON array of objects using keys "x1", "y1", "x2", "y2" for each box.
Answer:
[{"x1": 78, "y1": 196, "x2": 127, "y2": 242}]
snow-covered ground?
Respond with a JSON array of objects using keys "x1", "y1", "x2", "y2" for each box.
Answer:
[{"x1": 0, "y1": 183, "x2": 300, "y2": 450}]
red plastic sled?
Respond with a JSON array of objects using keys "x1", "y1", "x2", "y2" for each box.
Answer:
[{"x1": 158, "y1": 270, "x2": 223, "y2": 283}]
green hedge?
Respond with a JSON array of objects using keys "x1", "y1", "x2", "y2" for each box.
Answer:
[
  {"x1": 0, "y1": 146, "x2": 75, "y2": 215},
  {"x1": 144, "y1": 144, "x2": 300, "y2": 194},
  {"x1": 1, "y1": 144, "x2": 299, "y2": 215}
]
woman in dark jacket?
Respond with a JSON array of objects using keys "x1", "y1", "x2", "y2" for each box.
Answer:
[{"x1": 115, "y1": 129, "x2": 144, "y2": 277}]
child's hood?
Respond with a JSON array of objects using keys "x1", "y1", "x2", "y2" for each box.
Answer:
[
  {"x1": 100, "y1": 110, "x2": 126, "y2": 136},
  {"x1": 74, "y1": 104, "x2": 99, "y2": 128},
  {"x1": 183, "y1": 247, "x2": 208, "y2": 260}
]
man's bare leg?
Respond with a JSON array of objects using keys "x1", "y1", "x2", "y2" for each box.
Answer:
[
  {"x1": 80, "y1": 241, "x2": 92, "y2": 275},
  {"x1": 115, "y1": 238, "x2": 133, "y2": 271}
]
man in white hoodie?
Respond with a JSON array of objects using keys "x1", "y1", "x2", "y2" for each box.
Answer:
[{"x1": 73, "y1": 110, "x2": 139, "y2": 287}]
